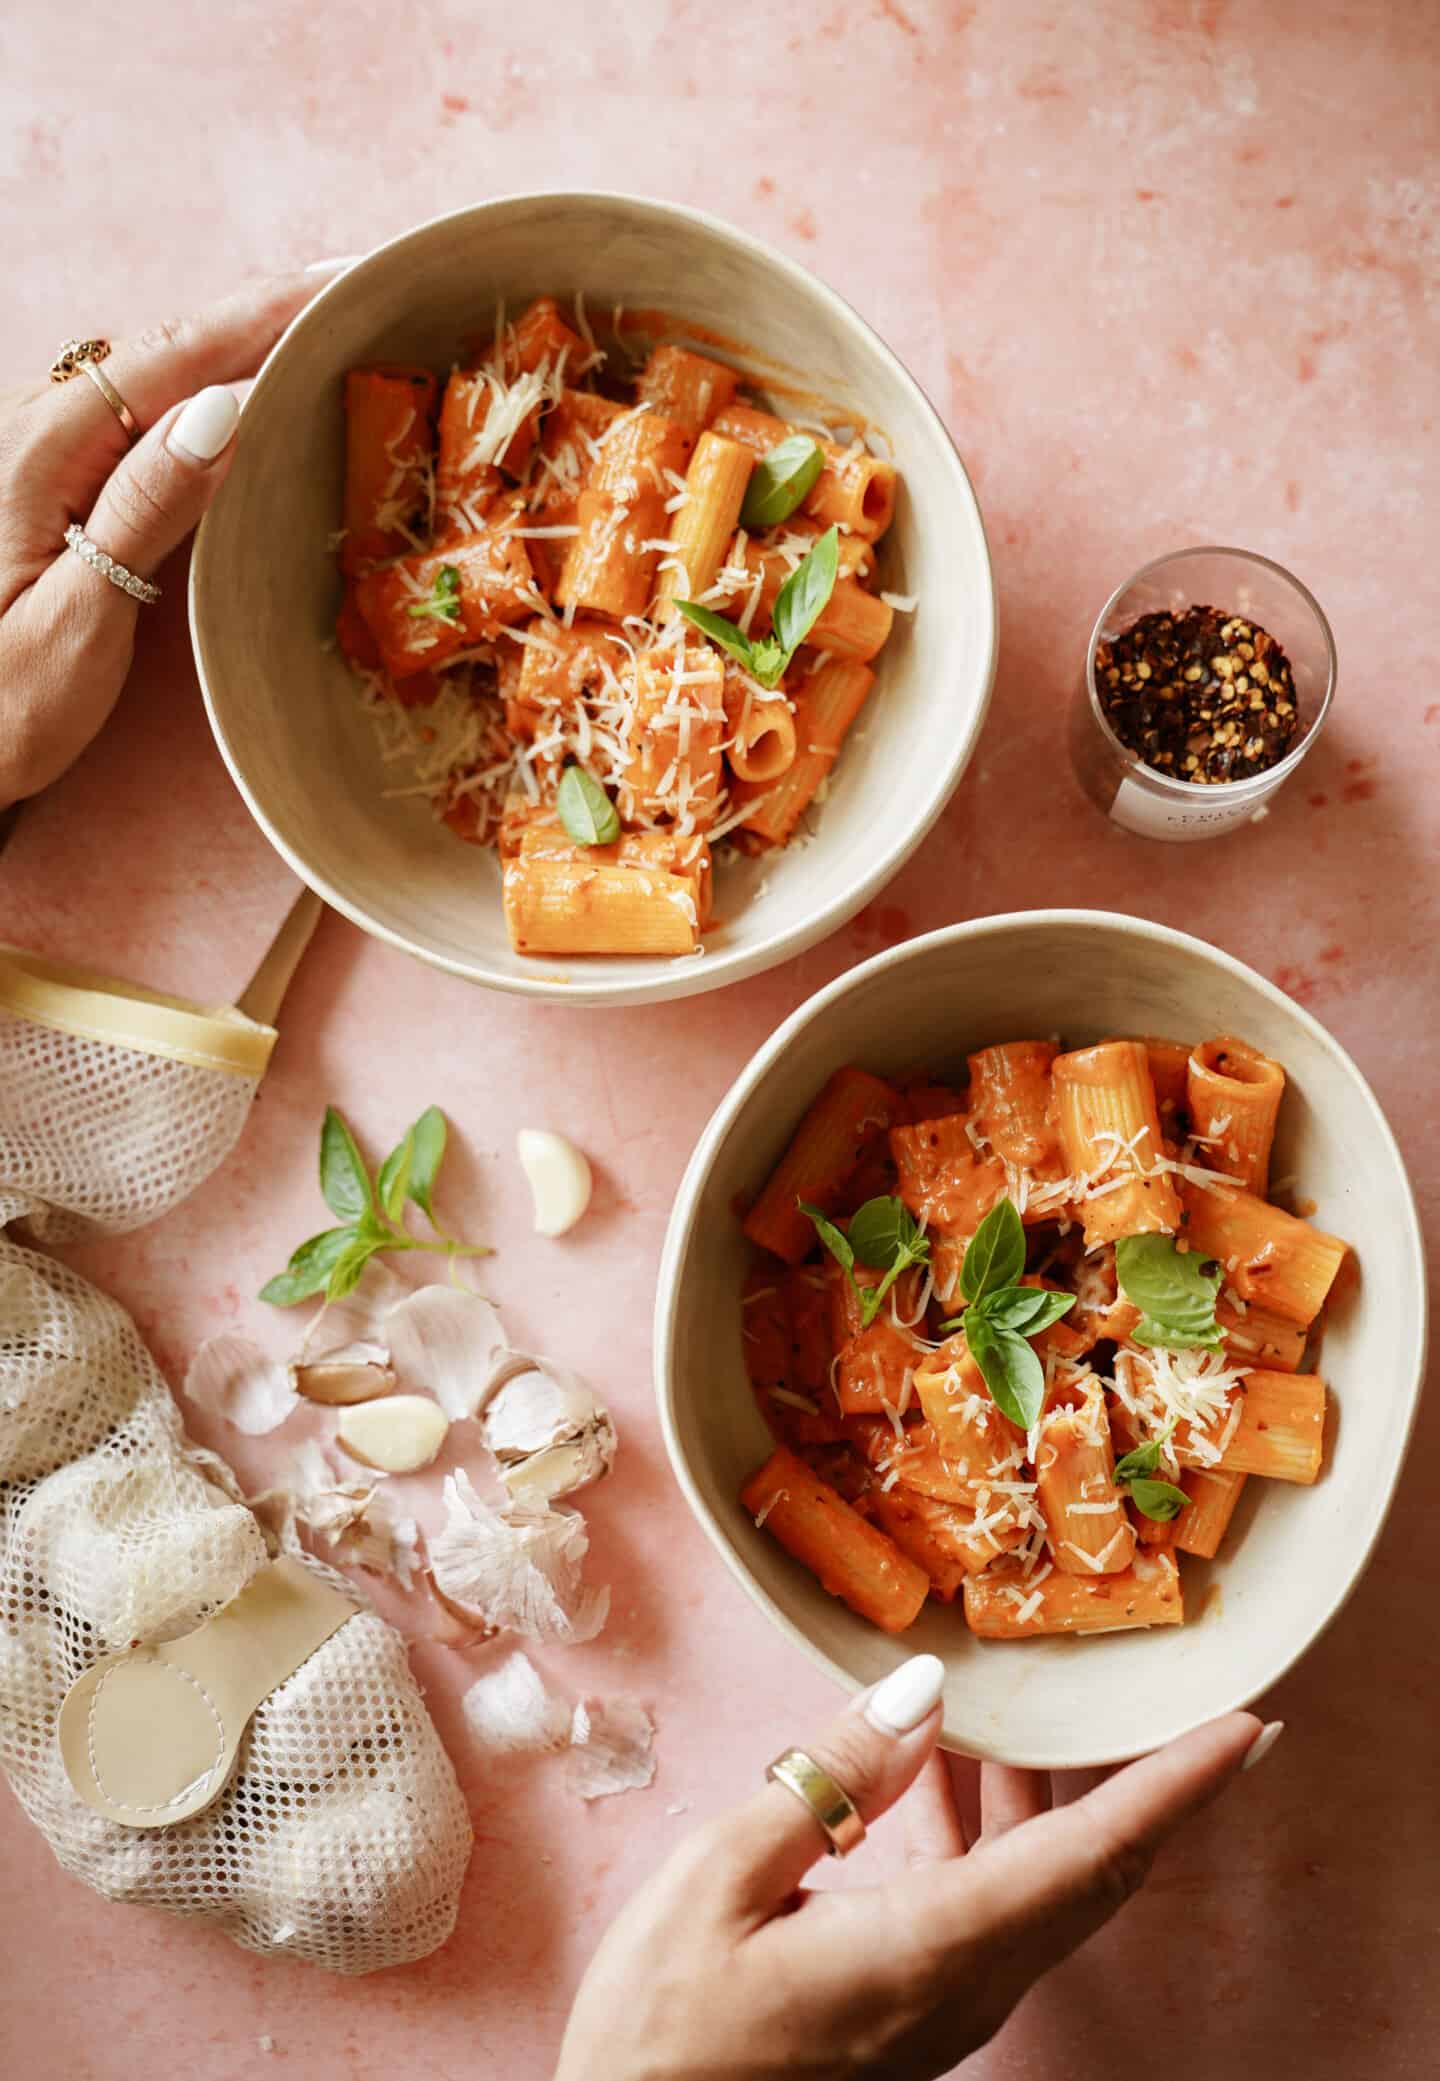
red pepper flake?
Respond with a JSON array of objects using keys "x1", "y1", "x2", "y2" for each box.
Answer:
[{"x1": 1095, "y1": 605, "x2": 1298, "y2": 785}]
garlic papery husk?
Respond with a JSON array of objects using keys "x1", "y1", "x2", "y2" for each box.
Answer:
[
  {"x1": 291, "y1": 1341, "x2": 396, "y2": 1406},
  {"x1": 462, "y1": 1650, "x2": 572, "y2": 1753},
  {"x1": 300, "y1": 1258, "x2": 412, "y2": 1358},
  {"x1": 517, "y1": 1129, "x2": 593, "y2": 1237},
  {"x1": 428, "y1": 1469, "x2": 609, "y2": 1646},
  {"x1": 255, "y1": 1441, "x2": 379, "y2": 1547},
  {"x1": 567, "y1": 1697, "x2": 656, "y2": 1801},
  {"x1": 478, "y1": 1363, "x2": 616, "y2": 1504},
  {"x1": 184, "y1": 1332, "x2": 297, "y2": 1435},
  {"x1": 383, "y1": 1286, "x2": 522, "y2": 1421}
]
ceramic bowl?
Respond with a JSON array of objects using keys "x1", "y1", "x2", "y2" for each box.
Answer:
[
  {"x1": 655, "y1": 911, "x2": 1427, "y2": 1767},
  {"x1": 189, "y1": 192, "x2": 995, "y2": 1006}
]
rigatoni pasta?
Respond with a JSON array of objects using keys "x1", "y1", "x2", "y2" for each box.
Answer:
[
  {"x1": 734, "y1": 1025, "x2": 1351, "y2": 1647},
  {"x1": 330, "y1": 299, "x2": 909, "y2": 960}
]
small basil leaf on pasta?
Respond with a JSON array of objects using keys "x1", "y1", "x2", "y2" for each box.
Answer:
[
  {"x1": 799, "y1": 1201, "x2": 855, "y2": 1280},
  {"x1": 771, "y1": 524, "x2": 839, "y2": 661},
  {"x1": 405, "y1": 563, "x2": 463, "y2": 623},
  {"x1": 557, "y1": 763, "x2": 621, "y2": 846},
  {"x1": 959, "y1": 1198, "x2": 1027, "y2": 1306},
  {"x1": 747, "y1": 638, "x2": 787, "y2": 688},
  {"x1": 675, "y1": 600, "x2": 758, "y2": 674},
  {"x1": 1113, "y1": 1438, "x2": 1163, "y2": 1482},
  {"x1": 979, "y1": 1286, "x2": 1075, "y2": 1335},
  {"x1": 1116, "y1": 1235, "x2": 1224, "y2": 1348},
  {"x1": 739, "y1": 436, "x2": 825, "y2": 529},
  {"x1": 846, "y1": 1196, "x2": 928, "y2": 1273},
  {"x1": 320, "y1": 1106, "x2": 374, "y2": 1221},
  {"x1": 1127, "y1": 1477, "x2": 1190, "y2": 1522},
  {"x1": 966, "y1": 1314, "x2": 1045, "y2": 1432}
]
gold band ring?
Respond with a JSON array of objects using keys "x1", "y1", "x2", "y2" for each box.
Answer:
[
  {"x1": 766, "y1": 1747, "x2": 866, "y2": 1857},
  {"x1": 76, "y1": 359, "x2": 139, "y2": 441},
  {"x1": 50, "y1": 337, "x2": 112, "y2": 383}
]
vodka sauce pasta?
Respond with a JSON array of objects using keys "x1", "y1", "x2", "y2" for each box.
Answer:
[
  {"x1": 331, "y1": 299, "x2": 906, "y2": 960},
  {"x1": 736, "y1": 1033, "x2": 1349, "y2": 1640}
]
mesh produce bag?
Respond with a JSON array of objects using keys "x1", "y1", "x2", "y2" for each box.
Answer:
[{"x1": 0, "y1": 943, "x2": 472, "y2": 1972}]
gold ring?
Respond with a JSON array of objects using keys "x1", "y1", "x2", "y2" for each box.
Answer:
[
  {"x1": 50, "y1": 337, "x2": 112, "y2": 383},
  {"x1": 76, "y1": 359, "x2": 139, "y2": 441},
  {"x1": 766, "y1": 1747, "x2": 866, "y2": 1857}
]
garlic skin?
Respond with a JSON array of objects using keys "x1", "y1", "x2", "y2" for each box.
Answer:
[
  {"x1": 290, "y1": 1341, "x2": 396, "y2": 1406},
  {"x1": 383, "y1": 1286, "x2": 521, "y2": 1422},
  {"x1": 184, "y1": 1333, "x2": 297, "y2": 1435},
  {"x1": 478, "y1": 1364, "x2": 616, "y2": 1504},
  {"x1": 568, "y1": 1696, "x2": 656, "y2": 1801},
  {"x1": 428, "y1": 1469, "x2": 608, "y2": 1645},
  {"x1": 461, "y1": 1650, "x2": 572, "y2": 1754},
  {"x1": 517, "y1": 1129, "x2": 593, "y2": 1237},
  {"x1": 336, "y1": 1394, "x2": 449, "y2": 1474}
]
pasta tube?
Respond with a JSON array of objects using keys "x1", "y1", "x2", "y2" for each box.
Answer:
[
  {"x1": 721, "y1": 533, "x2": 894, "y2": 662},
  {"x1": 964, "y1": 1550, "x2": 1183, "y2": 1638},
  {"x1": 967, "y1": 1041, "x2": 1063, "y2": 1173},
  {"x1": 619, "y1": 648, "x2": 725, "y2": 832},
  {"x1": 869, "y1": 1488, "x2": 1025, "y2": 1599},
  {"x1": 723, "y1": 668, "x2": 798, "y2": 784},
  {"x1": 341, "y1": 365, "x2": 437, "y2": 575},
  {"x1": 1053, "y1": 1040, "x2": 1182, "y2": 1245},
  {"x1": 740, "y1": 1447, "x2": 929, "y2": 1633},
  {"x1": 1034, "y1": 1378, "x2": 1136, "y2": 1577},
  {"x1": 742, "y1": 1066, "x2": 902, "y2": 1263},
  {"x1": 890, "y1": 1114, "x2": 1006, "y2": 1235},
  {"x1": 1180, "y1": 1180, "x2": 1348, "y2": 1327},
  {"x1": 1174, "y1": 1467, "x2": 1247, "y2": 1558},
  {"x1": 636, "y1": 344, "x2": 740, "y2": 434},
  {"x1": 501, "y1": 857, "x2": 700, "y2": 957},
  {"x1": 654, "y1": 432, "x2": 754, "y2": 614},
  {"x1": 731, "y1": 658, "x2": 875, "y2": 847},
  {"x1": 1174, "y1": 1369, "x2": 1326, "y2": 1484},
  {"x1": 354, "y1": 528, "x2": 537, "y2": 678},
  {"x1": 557, "y1": 410, "x2": 693, "y2": 622},
  {"x1": 1187, "y1": 1036, "x2": 1286, "y2": 1196}
]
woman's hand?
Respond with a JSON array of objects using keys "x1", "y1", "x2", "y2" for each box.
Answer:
[
  {"x1": 0, "y1": 268, "x2": 345, "y2": 809},
  {"x1": 556, "y1": 1655, "x2": 1278, "y2": 2081}
]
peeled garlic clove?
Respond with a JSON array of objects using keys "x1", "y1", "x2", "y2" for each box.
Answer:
[
  {"x1": 291, "y1": 1342, "x2": 397, "y2": 1406},
  {"x1": 479, "y1": 1364, "x2": 616, "y2": 1503},
  {"x1": 337, "y1": 1394, "x2": 449, "y2": 1474},
  {"x1": 517, "y1": 1129, "x2": 592, "y2": 1237}
]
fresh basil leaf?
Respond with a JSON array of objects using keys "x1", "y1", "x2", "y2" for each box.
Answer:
[
  {"x1": 1115, "y1": 1235, "x2": 1223, "y2": 1347},
  {"x1": 846, "y1": 1196, "x2": 929, "y2": 1273},
  {"x1": 1130, "y1": 1311, "x2": 1226, "y2": 1352},
  {"x1": 740, "y1": 436, "x2": 825, "y2": 529},
  {"x1": 959, "y1": 1198, "x2": 1026, "y2": 1306},
  {"x1": 406, "y1": 562, "x2": 463, "y2": 622},
  {"x1": 407, "y1": 1105, "x2": 448, "y2": 1219},
  {"x1": 1113, "y1": 1438, "x2": 1163, "y2": 1483},
  {"x1": 319, "y1": 1109, "x2": 373, "y2": 1222},
  {"x1": 977, "y1": 1286, "x2": 1075, "y2": 1335},
  {"x1": 967, "y1": 1314, "x2": 1046, "y2": 1432},
  {"x1": 557, "y1": 763, "x2": 621, "y2": 847},
  {"x1": 1128, "y1": 1477, "x2": 1190, "y2": 1522},
  {"x1": 377, "y1": 1130, "x2": 414, "y2": 1224},
  {"x1": 675, "y1": 600, "x2": 757, "y2": 674},
  {"x1": 798, "y1": 1200, "x2": 854, "y2": 1279},
  {"x1": 771, "y1": 524, "x2": 839, "y2": 662},
  {"x1": 259, "y1": 1224, "x2": 359, "y2": 1306}
]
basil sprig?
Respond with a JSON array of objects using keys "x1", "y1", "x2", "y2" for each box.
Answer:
[
  {"x1": 557, "y1": 761, "x2": 621, "y2": 846},
  {"x1": 1113, "y1": 1422, "x2": 1190, "y2": 1522},
  {"x1": 937, "y1": 1198, "x2": 1075, "y2": 1431},
  {"x1": 260, "y1": 1105, "x2": 489, "y2": 1306},
  {"x1": 1115, "y1": 1235, "x2": 1224, "y2": 1350},
  {"x1": 800, "y1": 1194, "x2": 930, "y2": 1330},
  {"x1": 677, "y1": 525, "x2": 839, "y2": 691},
  {"x1": 739, "y1": 436, "x2": 825, "y2": 529},
  {"x1": 406, "y1": 563, "x2": 462, "y2": 623}
]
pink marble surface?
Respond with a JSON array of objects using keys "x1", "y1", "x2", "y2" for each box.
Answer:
[{"x1": 2, "y1": 1, "x2": 1438, "y2": 2075}]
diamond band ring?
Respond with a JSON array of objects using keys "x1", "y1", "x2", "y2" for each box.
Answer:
[{"x1": 63, "y1": 524, "x2": 161, "y2": 605}]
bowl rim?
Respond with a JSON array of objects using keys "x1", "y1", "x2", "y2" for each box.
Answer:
[
  {"x1": 653, "y1": 906, "x2": 1430, "y2": 1763},
  {"x1": 189, "y1": 187, "x2": 999, "y2": 1008}
]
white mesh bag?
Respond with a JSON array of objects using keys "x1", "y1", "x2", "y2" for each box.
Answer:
[{"x1": 0, "y1": 945, "x2": 472, "y2": 1972}]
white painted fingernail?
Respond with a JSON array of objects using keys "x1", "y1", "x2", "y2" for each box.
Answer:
[
  {"x1": 863, "y1": 1653, "x2": 945, "y2": 1735},
  {"x1": 1241, "y1": 1720, "x2": 1285, "y2": 1772},
  {"x1": 167, "y1": 386, "x2": 239, "y2": 464},
  {"x1": 304, "y1": 254, "x2": 360, "y2": 275}
]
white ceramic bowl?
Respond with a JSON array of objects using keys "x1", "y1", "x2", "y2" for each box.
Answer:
[
  {"x1": 655, "y1": 911, "x2": 1427, "y2": 1767},
  {"x1": 189, "y1": 192, "x2": 996, "y2": 1007}
]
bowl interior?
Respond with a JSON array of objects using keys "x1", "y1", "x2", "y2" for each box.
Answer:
[
  {"x1": 657, "y1": 913, "x2": 1426, "y2": 1767},
  {"x1": 190, "y1": 194, "x2": 994, "y2": 1005}
]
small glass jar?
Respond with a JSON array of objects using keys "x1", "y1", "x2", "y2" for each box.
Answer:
[{"x1": 1070, "y1": 546, "x2": 1336, "y2": 842}]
